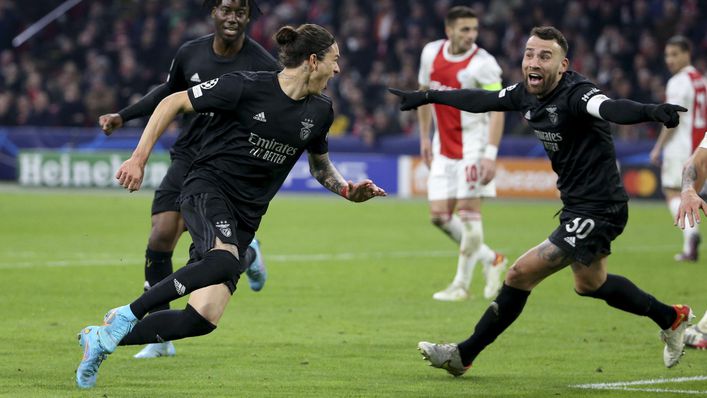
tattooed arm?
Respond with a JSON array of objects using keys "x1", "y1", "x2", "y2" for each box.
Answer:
[
  {"x1": 307, "y1": 152, "x2": 387, "y2": 202},
  {"x1": 676, "y1": 148, "x2": 707, "y2": 229}
]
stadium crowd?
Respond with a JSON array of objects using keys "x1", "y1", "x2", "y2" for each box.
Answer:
[{"x1": 1, "y1": 0, "x2": 706, "y2": 143}]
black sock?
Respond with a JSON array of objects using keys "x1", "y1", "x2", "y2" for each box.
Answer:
[
  {"x1": 578, "y1": 274, "x2": 676, "y2": 330},
  {"x1": 144, "y1": 249, "x2": 174, "y2": 312},
  {"x1": 119, "y1": 304, "x2": 216, "y2": 345},
  {"x1": 129, "y1": 249, "x2": 242, "y2": 319},
  {"x1": 457, "y1": 284, "x2": 530, "y2": 366},
  {"x1": 243, "y1": 245, "x2": 255, "y2": 268}
]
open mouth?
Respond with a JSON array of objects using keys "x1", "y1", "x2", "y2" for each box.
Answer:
[{"x1": 527, "y1": 72, "x2": 543, "y2": 85}]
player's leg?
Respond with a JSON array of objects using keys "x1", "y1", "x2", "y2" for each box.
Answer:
[
  {"x1": 684, "y1": 310, "x2": 707, "y2": 349},
  {"x1": 428, "y1": 155, "x2": 463, "y2": 243},
  {"x1": 429, "y1": 197, "x2": 472, "y2": 301},
  {"x1": 419, "y1": 239, "x2": 572, "y2": 376},
  {"x1": 663, "y1": 158, "x2": 700, "y2": 261},
  {"x1": 76, "y1": 193, "x2": 247, "y2": 387}
]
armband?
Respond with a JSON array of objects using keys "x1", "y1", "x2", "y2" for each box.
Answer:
[{"x1": 482, "y1": 145, "x2": 498, "y2": 160}]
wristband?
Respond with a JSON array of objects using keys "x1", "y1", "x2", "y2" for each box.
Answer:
[
  {"x1": 340, "y1": 185, "x2": 349, "y2": 200},
  {"x1": 482, "y1": 145, "x2": 498, "y2": 160}
]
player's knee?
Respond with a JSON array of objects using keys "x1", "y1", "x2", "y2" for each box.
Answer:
[
  {"x1": 148, "y1": 216, "x2": 181, "y2": 251},
  {"x1": 574, "y1": 279, "x2": 604, "y2": 296},
  {"x1": 184, "y1": 304, "x2": 217, "y2": 336},
  {"x1": 204, "y1": 249, "x2": 244, "y2": 281},
  {"x1": 504, "y1": 262, "x2": 534, "y2": 290},
  {"x1": 430, "y1": 213, "x2": 451, "y2": 229}
]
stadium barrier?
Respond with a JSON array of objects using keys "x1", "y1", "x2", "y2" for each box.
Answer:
[{"x1": 4, "y1": 127, "x2": 662, "y2": 198}]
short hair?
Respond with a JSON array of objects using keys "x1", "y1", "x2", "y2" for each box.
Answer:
[
  {"x1": 274, "y1": 24, "x2": 335, "y2": 68},
  {"x1": 666, "y1": 35, "x2": 692, "y2": 54},
  {"x1": 202, "y1": 0, "x2": 260, "y2": 19},
  {"x1": 445, "y1": 6, "x2": 477, "y2": 26},
  {"x1": 530, "y1": 26, "x2": 569, "y2": 55}
]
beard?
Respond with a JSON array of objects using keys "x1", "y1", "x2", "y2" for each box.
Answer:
[{"x1": 523, "y1": 72, "x2": 561, "y2": 97}]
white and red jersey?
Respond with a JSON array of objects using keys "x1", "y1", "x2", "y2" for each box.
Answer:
[
  {"x1": 663, "y1": 65, "x2": 707, "y2": 160},
  {"x1": 418, "y1": 39, "x2": 502, "y2": 159}
]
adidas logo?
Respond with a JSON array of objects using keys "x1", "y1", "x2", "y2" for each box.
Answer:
[
  {"x1": 253, "y1": 112, "x2": 267, "y2": 122},
  {"x1": 174, "y1": 279, "x2": 186, "y2": 296},
  {"x1": 190, "y1": 73, "x2": 201, "y2": 83},
  {"x1": 524, "y1": 110, "x2": 531, "y2": 120},
  {"x1": 564, "y1": 236, "x2": 576, "y2": 247}
]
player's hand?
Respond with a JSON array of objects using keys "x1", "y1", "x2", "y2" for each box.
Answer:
[
  {"x1": 420, "y1": 139, "x2": 433, "y2": 168},
  {"x1": 480, "y1": 158, "x2": 496, "y2": 185},
  {"x1": 650, "y1": 104, "x2": 687, "y2": 129},
  {"x1": 675, "y1": 188, "x2": 707, "y2": 229},
  {"x1": 388, "y1": 88, "x2": 430, "y2": 111},
  {"x1": 344, "y1": 179, "x2": 387, "y2": 202},
  {"x1": 115, "y1": 157, "x2": 145, "y2": 192},
  {"x1": 99, "y1": 113, "x2": 124, "y2": 136}
]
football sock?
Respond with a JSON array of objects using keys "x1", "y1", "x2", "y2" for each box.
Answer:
[
  {"x1": 119, "y1": 304, "x2": 216, "y2": 345},
  {"x1": 698, "y1": 310, "x2": 707, "y2": 333},
  {"x1": 130, "y1": 249, "x2": 242, "y2": 319},
  {"x1": 144, "y1": 248, "x2": 173, "y2": 312},
  {"x1": 577, "y1": 274, "x2": 676, "y2": 330},
  {"x1": 451, "y1": 211, "x2": 483, "y2": 288},
  {"x1": 457, "y1": 284, "x2": 530, "y2": 366},
  {"x1": 243, "y1": 245, "x2": 256, "y2": 268},
  {"x1": 432, "y1": 212, "x2": 463, "y2": 243}
]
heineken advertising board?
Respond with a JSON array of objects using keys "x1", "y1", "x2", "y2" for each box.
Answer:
[{"x1": 17, "y1": 151, "x2": 170, "y2": 188}]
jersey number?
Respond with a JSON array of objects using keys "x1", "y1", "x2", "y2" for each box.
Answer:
[{"x1": 565, "y1": 217, "x2": 595, "y2": 239}]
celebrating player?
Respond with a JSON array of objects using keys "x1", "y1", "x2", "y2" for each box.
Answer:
[
  {"x1": 417, "y1": 6, "x2": 507, "y2": 302},
  {"x1": 391, "y1": 26, "x2": 692, "y2": 376},
  {"x1": 98, "y1": 0, "x2": 280, "y2": 358},
  {"x1": 649, "y1": 35, "x2": 706, "y2": 262}
]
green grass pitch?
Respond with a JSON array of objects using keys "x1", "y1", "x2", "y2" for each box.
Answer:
[{"x1": 1, "y1": 187, "x2": 707, "y2": 397}]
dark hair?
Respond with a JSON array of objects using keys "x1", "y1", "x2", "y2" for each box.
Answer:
[
  {"x1": 202, "y1": 0, "x2": 261, "y2": 19},
  {"x1": 445, "y1": 6, "x2": 477, "y2": 26},
  {"x1": 275, "y1": 24, "x2": 335, "y2": 68},
  {"x1": 666, "y1": 35, "x2": 692, "y2": 54},
  {"x1": 530, "y1": 26, "x2": 569, "y2": 55}
]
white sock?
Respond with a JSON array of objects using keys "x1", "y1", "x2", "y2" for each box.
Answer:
[
  {"x1": 698, "y1": 310, "x2": 707, "y2": 333},
  {"x1": 669, "y1": 196, "x2": 699, "y2": 253},
  {"x1": 442, "y1": 214, "x2": 463, "y2": 243},
  {"x1": 451, "y1": 212, "x2": 483, "y2": 288}
]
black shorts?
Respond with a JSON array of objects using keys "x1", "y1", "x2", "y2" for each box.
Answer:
[
  {"x1": 548, "y1": 202, "x2": 628, "y2": 266},
  {"x1": 151, "y1": 158, "x2": 192, "y2": 215},
  {"x1": 179, "y1": 191, "x2": 255, "y2": 293}
]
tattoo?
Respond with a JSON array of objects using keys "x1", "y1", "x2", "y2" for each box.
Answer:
[
  {"x1": 537, "y1": 241, "x2": 572, "y2": 267},
  {"x1": 308, "y1": 153, "x2": 347, "y2": 196},
  {"x1": 682, "y1": 162, "x2": 697, "y2": 192}
]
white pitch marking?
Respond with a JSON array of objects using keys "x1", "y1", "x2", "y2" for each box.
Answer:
[
  {"x1": 571, "y1": 375, "x2": 707, "y2": 395},
  {"x1": 0, "y1": 250, "x2": 458, "y2": 269}
]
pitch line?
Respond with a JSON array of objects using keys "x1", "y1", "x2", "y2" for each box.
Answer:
[
  {"x1": 571, "y1": 375, "x2": 707, "y2": 395},
  {"x1": 0, "y1": 249, "x2": 458, "y2": 269}
]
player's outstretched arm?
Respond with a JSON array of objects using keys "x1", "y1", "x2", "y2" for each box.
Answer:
[
  {"x1": 388, "y1": 87, "x2": 505, "y2": 113},
  {"x1": 592, "y1": 96, "x2": 687, "y2": 128},
  {"x1": 99, "y1": 84, "x2": 172, "y2": 136},
  {"x1": 677, "y1": 148, "x2": 707, "y2": 229},
  {"x1": 116, "y1": 91, "x2": 193, "y2": 192},
  {"x1": 307, "y1": 152, "x2": 386, "y2": 202}
]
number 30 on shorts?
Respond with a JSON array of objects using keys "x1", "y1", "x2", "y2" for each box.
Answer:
[{"x1": 565, "y1": 217, "x2": 595, "y2": 239}]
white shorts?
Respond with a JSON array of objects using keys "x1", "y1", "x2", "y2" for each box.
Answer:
[
  {"x1": 427, "y1": 154, "x2": 496, "y2": 201},
  {"x1": 661, "y1": 157, "x2": 685, "y2": 189}
]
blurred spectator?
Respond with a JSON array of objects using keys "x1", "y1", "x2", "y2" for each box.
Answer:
[{"x1": 0, "y1": 0, "x2": 705, "y2": 142}]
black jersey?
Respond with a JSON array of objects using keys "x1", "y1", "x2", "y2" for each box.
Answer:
[
  {"x1": 130, "y1": 34, "x2": 280, "y2": 161},
  {"x1": 185, "y1": 71, "x2": 334, "y2": 230}
]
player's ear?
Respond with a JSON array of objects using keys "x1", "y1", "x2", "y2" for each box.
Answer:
[
  {"x1": 560, "y1": 57, "x2": 569, "y2": 73},
  {"x1": 308, "y1": 53, "x2": 318, "y2": 71}
]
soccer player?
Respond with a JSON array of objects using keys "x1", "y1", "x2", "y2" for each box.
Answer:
[
  {"x1": 417, "y1": 6, "x2": 507, "y2": 302},
  {"x1": 98, "y1": 0, "x2": 280, "y2": 358},
  {"x1": 675, "y1": 132, "x2": 707, "y2": 348},
  {"x1": 649, "y1": 35, "x2": 706, "y2": 262},
  {"x1": 75, "y1": 23, "x2": 386, "y2": 389},
  {"x1": 390, "y1": 26, "x2": 692, "y2": 377}
]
